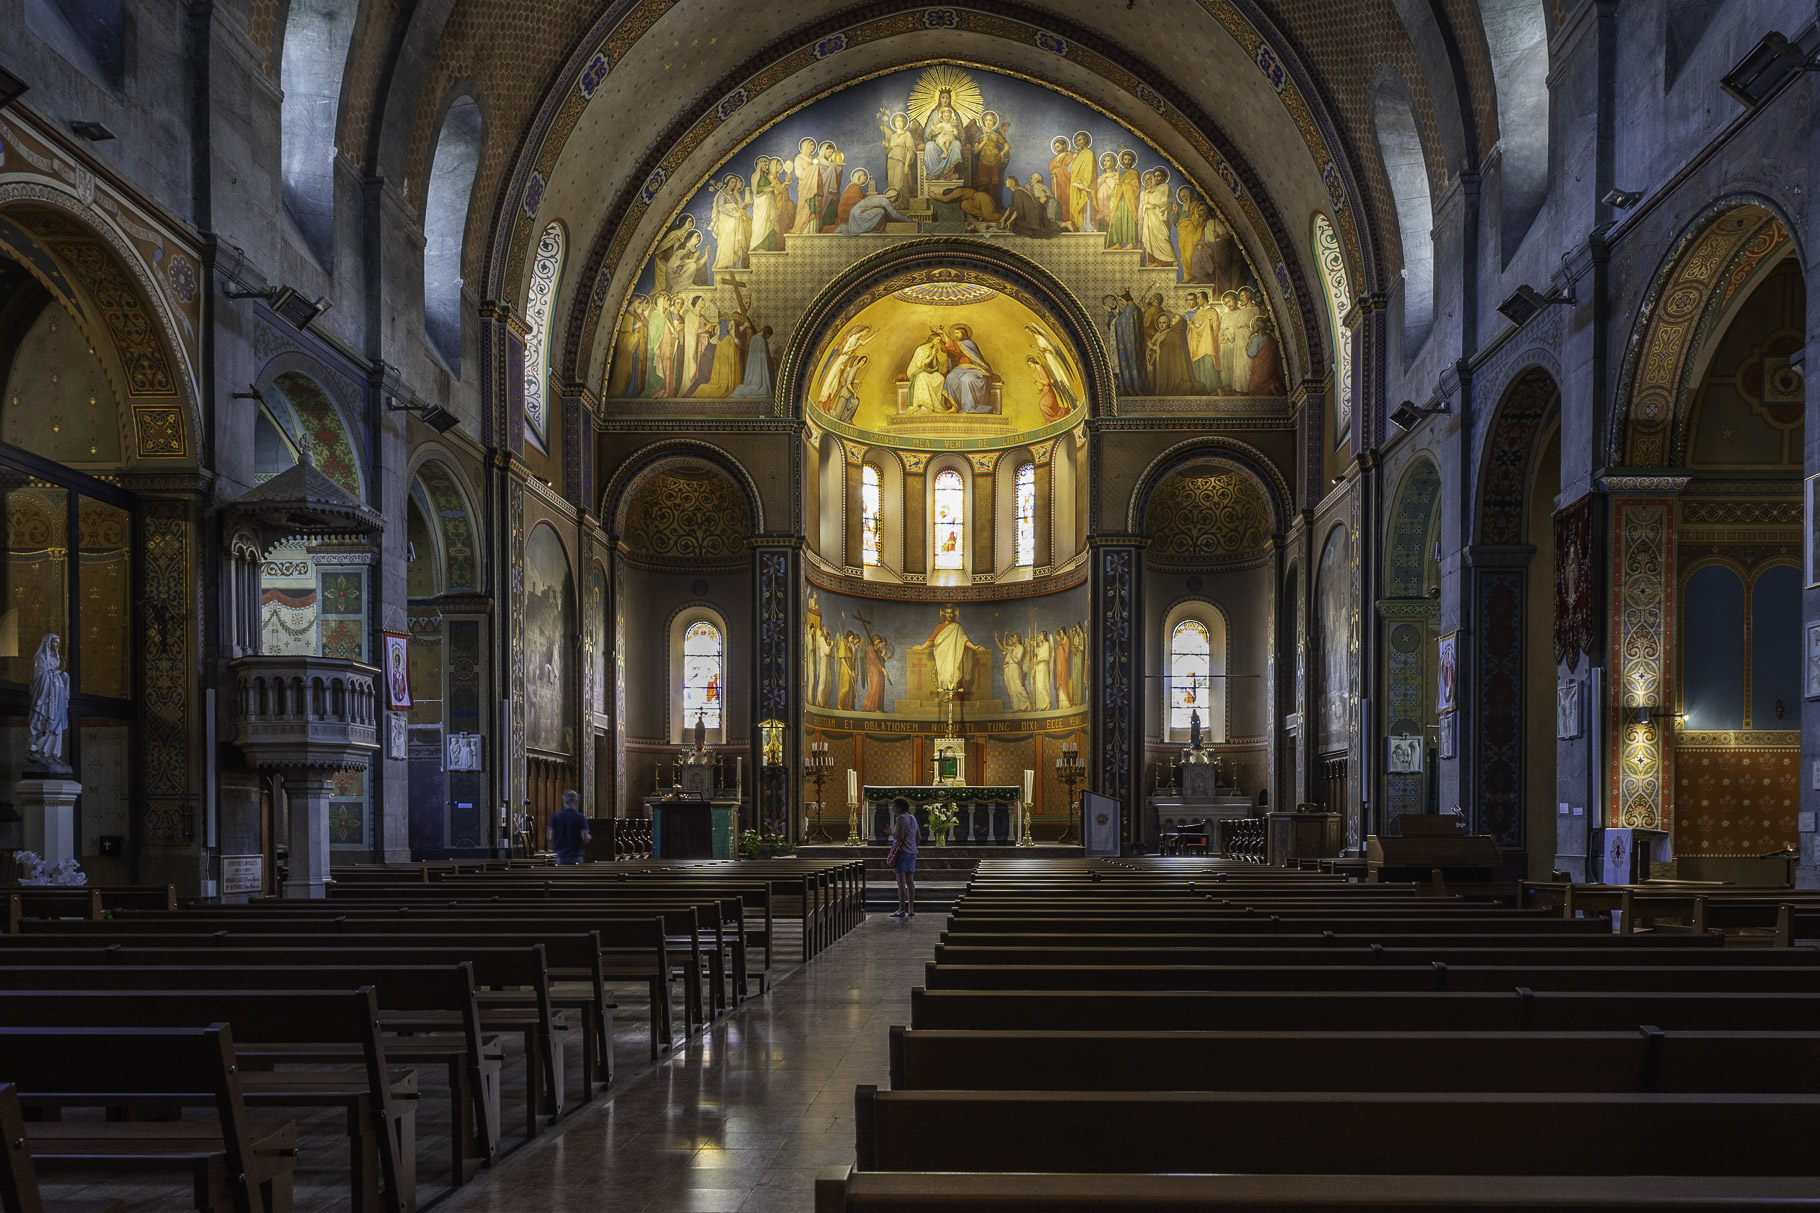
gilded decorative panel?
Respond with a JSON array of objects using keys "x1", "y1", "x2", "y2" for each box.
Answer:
[
  {"x1": 1612, "y1": 499, "x2": 1673, "y2": 830},
  {"x1": 1143, "y1": 467, "x2": 1271, "y2": 565},
  {"x1": 621, "y1": 464, "x2": 750, "y2": 567}
]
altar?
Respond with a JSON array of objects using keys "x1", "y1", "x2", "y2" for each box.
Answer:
[{"x1": 865, "y1": 784, "x2": 1022, "y2": 845}]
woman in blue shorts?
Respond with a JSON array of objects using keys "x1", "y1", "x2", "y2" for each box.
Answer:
[{"x1": 889, "y1": 796, "x2": 919, "y2": 918}]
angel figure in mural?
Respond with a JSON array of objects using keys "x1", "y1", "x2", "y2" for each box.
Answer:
[
  {"x1": 1062, "y1": 619, "x2": 1077, "y2": 703},
  {"x1": 833, "y1": 355, "x2": 868, "y2": 422},
  {"x1": 816, "y1": 623, "x2": 837, "y2": 709},
  {"x1": 903, "y1": 330, "x2": 951, "y2": 414},
  {"x1": 914, "y1": 606, "x2": 986, "y2": 695},
  {"x1": 815, "y1": 324, "x2": 876, "y2": 412},
  {"x1": 968, "y1": 111, "x2": 1012, "y2": 207},
  {"x1": 1028, "y1": 629, "x2": 1054, "y2": 711},
  {"x1": 837, "y1": 629, "x2": 859, "y2": 710},
  {"x1": 994, "y1": 630, "x2": 1030, "y2": 712},
  {"x1": 1024, "y1": 324, "x2": 1080, "y2": 411},
  {"x1": 854, "y1": 612, "x2": 894, "y2": 713},
  {"x1": 1054, "y1": 625, "x2": 1075, "y2": 708},
  {"x1": 879, "y1": 111, "x2": 919, "y2": 200}
]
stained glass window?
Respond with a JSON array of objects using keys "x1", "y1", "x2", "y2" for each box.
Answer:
[
  {"x1": 1014, "y1": 462, "x2": 1036, "y2": 567},
  {"x1": 1169, "y1": 618, "x2": 1211, "y2": 733},
  {"x1": 682, "y1": 620, "x2": 723, "y2": 729},
  {"x1": 861, "y1": 463, "x2": 882, "y2": 566},
  {"x1": 933, "y1": 469, "x2": 964, "y2": 570},
  {"x1": 522, "y1": 222, "x2": 565, "y2": 450}
]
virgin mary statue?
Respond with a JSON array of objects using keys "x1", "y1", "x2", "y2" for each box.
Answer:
[{"x1": 28, "y1": 634, "x2": 70, "y2": 774}]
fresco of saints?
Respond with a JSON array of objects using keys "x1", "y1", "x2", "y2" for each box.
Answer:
[
  {"x1": 1140, "y1": 168, "x2": 1176, "y2": 268},
  {"x1": 1054, "y1": 625, "x2": 1074, "y2": 708},
  {"x1": 1003, "y1": 175, "x2": 1061, "y2": 239},
  {"x1": 653, "y1": 217, "x2": 705, "y2": 294},
  {"x1": 1184, "y1": 291, "x2": 1223, "y2": 394},
  {"x1": 995, "y1": 630, "x2": 1030, "y2": 712},
  {"x1": 1069, "y1": 132, "x2": 1097, "y2": 231},
  {"x1": 771, "y1": 158, "x2": 796, "y2": 239},
  {"x1": 915, "y1": 606, "x2": 984, "y2": 694},
  {"x1": 803, "y1": 595, "x2": 821, "y2": 705},
  {"x1": 1094, "y1": 153, "x2": 1119, "y2": 235},
  {"x1": 904, "y1": 330, "x2": 949, "y2": 414},
  {"x1": 709, "y1": 174, "x2": 751, "y2": 272},
  {"x1": 835, "y1": 167, "x2": 873, "y2": 230},
  {"x1": 749, "y1": 157, "x2": 779, "y2": 252},
  {"x1": 1174, "y1": 187, "x2": 1207, "y2": 280},
  {"x1": 834, "y1": 355, "x2": 868, "y2": 422},
  {"x1": 880, "y1": 111, "x2": 919, "y2": 200},
  {"x1": 968, "y1": 111, "x2": 1011, "y2": 207},
  {"x1": 1247, "y1": 315, "x2": 1286, "y2": 397},
  {"x1": 1108, "y1": 151, "x2": 1142, "y2": 249},
  {"x1": 1069, "y1": 622, "x2": 1087, "y2": 707},
  {"x1": 939, "y1": 324, "x2": 995, "y2": 414},
  {"x1": 1025, "y1": 356, "x2": 1067, "y2": 422},
  {"x1": 815, "y1": 324, "x2": 875, "y2": 412},
  {"x1": 792, "y1": 138, "x2": 822, "y2": 234},
  {"x1": 816, "y1": 141, "x2": 846, "y2": 232},
  {"x1": 606, "y1": 297, "x2": 649, "y2": 397},
  {"x1": 1047, "y1": 137, "x2": 1073, "y2": 225},
  {"x1": 816, "y1": 623, "x2": 836, "y2": 709},
  {"x1": 1108, "y1": 289, "x2": 1146, "y2": 394},
  {"x1": 861, "y1": 630, "x2": 891, "y2": 713},
  {"x1": 923, "y1": 89, "x2": 966, "y2": 181}
]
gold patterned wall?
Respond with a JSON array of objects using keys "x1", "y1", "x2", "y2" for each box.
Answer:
[
  {"x1": 1143, "y1": 465, "x2": 1272, "y2": 567},
  {"x1": 620, "y1": 462, "x2": 750, "y2": 569}
]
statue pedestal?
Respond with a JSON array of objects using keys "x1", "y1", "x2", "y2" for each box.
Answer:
[{"x1": 17, "y1": 778, "x2": 81, "y2": 865}]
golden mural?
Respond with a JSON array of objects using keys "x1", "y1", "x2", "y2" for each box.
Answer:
[{"x1": 806, "y1": 281, "x2": 1084, "y2": 440}]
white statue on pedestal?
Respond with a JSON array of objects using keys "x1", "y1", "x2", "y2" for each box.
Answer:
[{"x1": 27, "y1": 634, "x2": 70, "y2": 776}]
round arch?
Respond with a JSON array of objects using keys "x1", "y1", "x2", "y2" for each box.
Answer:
[
  {"x1": 1474, "y1": 366, "x2": 1560, "y2": 546},
  {"x1": 0, "y1": 188, "x2": 202, "y2": 463},
  {"x1": 1127, "y1": 436, "x2": 1292, "y2": 539},
  {"x1": 408, "y1": 456, "x2": 483, "y2": 594},
  {"x1": 256, "y1": 357, "x2": 369, "y2": 498},
  {"x1": 1610, "y1": 196, "x2": 1802, "y2": 467},
  {"x1": 1384, "y1": 455, "x2": 1442, "y2": 598},
  {"x1": 600, "y1": 439, "x2": 767, "y2": 538}
]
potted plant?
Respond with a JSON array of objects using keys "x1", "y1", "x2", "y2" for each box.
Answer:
[{"x1": 927, "y1": 803, "x2": 958, "y2": 847}]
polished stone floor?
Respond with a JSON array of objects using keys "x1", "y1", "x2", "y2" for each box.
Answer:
[{"x1": 441, "y1": 910, "x2": 940, "y2": 1213}]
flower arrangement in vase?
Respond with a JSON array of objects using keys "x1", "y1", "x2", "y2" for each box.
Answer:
[
  {"x1": 15, "y1": 852, "x2": 86, "y2": 886},
  {"x1": 927, "y1": 803, "x2": 959, "y2": 846}
]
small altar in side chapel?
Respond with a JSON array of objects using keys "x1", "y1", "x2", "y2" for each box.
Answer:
[
  {"x1": 1146, "y1": 709, "x2": 1256, "y2": 851},
  {"x1": 644, "y1": 713, "x2": 744, "y2": 859}
]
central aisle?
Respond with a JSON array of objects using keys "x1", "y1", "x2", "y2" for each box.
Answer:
[{"x1": 442, "y1": 911, "x2": 941, "y2": 1213}]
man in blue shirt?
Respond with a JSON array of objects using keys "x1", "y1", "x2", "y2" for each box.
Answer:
[{"x1": 546, "y1": 790, "x2": 591, "y2": 865}]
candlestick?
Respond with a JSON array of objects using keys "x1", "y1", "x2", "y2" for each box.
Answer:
[{"x1": 848, "y1": 768, "x2": 859, "y2": 803}]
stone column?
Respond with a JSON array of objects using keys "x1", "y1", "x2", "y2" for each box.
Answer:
[{"x1": 284, "y1": 772, "x2": 337, "y2": 898}]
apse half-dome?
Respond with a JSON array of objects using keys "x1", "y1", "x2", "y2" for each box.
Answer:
[{"x1": 805, "y1": 273, "x2": 1085, "y2": 446}]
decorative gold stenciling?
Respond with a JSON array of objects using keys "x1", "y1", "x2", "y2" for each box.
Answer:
[
  {"x1": 1144, "y1": 466, "x2": 1271, "y2": 564},
  {"x1": 621, "y1": 464, "x2": 751, "y2": 565}
]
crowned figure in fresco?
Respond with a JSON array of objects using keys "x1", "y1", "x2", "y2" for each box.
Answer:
[
  {"x1": 939, "y1": 323, "x2": 995, "y2": 413},
  {"x1": 923, "y1": 90, "x2": 966, "y2": 181}
]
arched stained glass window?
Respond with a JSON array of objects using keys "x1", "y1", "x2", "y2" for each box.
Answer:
[
  {"x1": 933, "y1": 469, "x2": 964, "y2": 570},
  {"x1": 681, "y1": 620, "x2": 724, "y2": 730},
  {"x1": 861, "y1": 463, "x2": 882, "y2": 566},
  {"x1": 1313, "y1": 213, "x2": 1353, "y2": 448},
  {"x1": 522, "y1": 222, "x2": 565, "y2": 449},
  {"x1": 1014, "y1": 462, "x2": 1036, "y2": 567},
  {"x1": 1169, "y1": 619, "x2": 1212, "y2": 733}
]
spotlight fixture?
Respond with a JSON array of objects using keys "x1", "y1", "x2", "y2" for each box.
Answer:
[
  {"x1": 387, "y1": 399, "x2": 461, "y2": 434},
  {"x1": 0, "y1": 66, "x2": 27, "y2": 111},
  {"x1": 1721, "y1": 30, "x2": 1813, "y2": 108},
  {"x1": 1602, "y1": 188, "x2": 1643, "y2": 209},
  {"x1": 1496, "y1": 283, "x2": 1575, "y2": 327},
  {"x1": 1390, "y1": 399, "x2": 1450, "y2": 431},
  {"x1": 70, "y1": 120, "x2": 114, "y2": 141},
  {"x1": 223, "y1": 282, "x2": 332, "y2": 331}
]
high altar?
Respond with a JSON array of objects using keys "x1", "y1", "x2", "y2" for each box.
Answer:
[{"x1": 865, "y1": 785, "x2": 1022, "y2": 844}]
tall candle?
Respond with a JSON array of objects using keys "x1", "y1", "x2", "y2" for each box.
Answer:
[
  {"x1": 1022, "y1": 768, "x2": 1034, "y2": 804},
  {"x1": 847, "y1": 768, "x2": 859, "y2": 803},
  {"x1": 735, "y1": 756, "x2": 743, "y2": 795}
]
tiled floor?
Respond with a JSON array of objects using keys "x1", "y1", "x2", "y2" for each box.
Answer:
[{"x1": 440, "y1": 910, "x2": 939, "y2": 1213}]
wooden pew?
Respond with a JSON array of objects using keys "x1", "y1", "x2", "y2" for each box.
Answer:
[
  {"x1": 886, "y1": 1027, "x2": 1820, "y2": 1093},
  {"x1": 907, "y1": 987, "x2": 1820, "y2": 1031},
  {"x1": 813, "y1": 1168, "x2": 1820, "y2": 1211},
  {"x1": 852, "y1": 1086, "x2": 1820, "y2": 1175},
  {"x1": 930, "y1": 942, "x2": 1820, "y2": 968},
  {"x1": 0, "y1": 1025, "x2": 296, "y2": 1213},
  {"x1": 0, "y1": 958, "x2": 501, "y2": 1178},
  {"x1": 0, "y1": 1082, "x2": 127, "y2": 1213},
  {"x1": 0, "y1": 989, "x2": 411, "y2": 1213},
  {"x1": 919, "y1": 961, "x2": 1820, "y2": 993}
]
